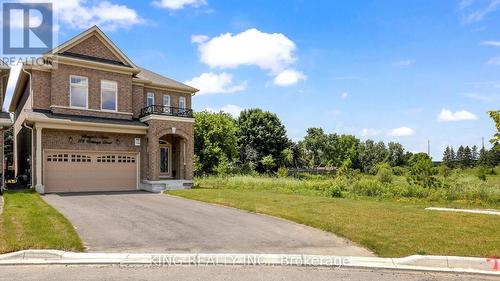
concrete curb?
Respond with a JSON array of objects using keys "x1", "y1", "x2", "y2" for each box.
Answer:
[{"x1": 0, "y1": 250, "x2": 498, "y2": 275}]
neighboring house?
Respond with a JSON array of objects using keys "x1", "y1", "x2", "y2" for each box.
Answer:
[
  {"x1": 9, "y1": 26, "x2": 198, "y2": 194},
  {"x1": 1, "y1": 62, "x2": 13, "y2": 187}
]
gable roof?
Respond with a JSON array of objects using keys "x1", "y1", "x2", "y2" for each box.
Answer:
[
  {"x1": 136, "y1": 67, "x2": 198, "y2": 93},
  {"x1": 47, "y1": 25, "x2": 138, "y2": 69}
]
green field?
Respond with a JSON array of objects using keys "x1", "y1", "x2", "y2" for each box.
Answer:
[
  {"x1": 169, "y1": 172, "x2": 500, "y2": 257},
  {"x1": 0, "y1": 190, "x2": 84, "y2": 254}
]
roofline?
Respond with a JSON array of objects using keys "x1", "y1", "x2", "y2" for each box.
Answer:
[
  {"x1": 46, "y1": 25, "x2": 139, "y2": 70},
  {"x1": 0, "y1": 66, "x2": 10, "y2": 105},
  {"x1": 8, "y1": 64, "x2": 28, "y2": 112},
  {"x1": 132, "y1": 78, "x2": 199, "y2": 94}
]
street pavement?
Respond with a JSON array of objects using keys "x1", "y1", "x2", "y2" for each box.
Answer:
[{"x1": 0, "y1": 265, "x2": 497, "y2": 281}]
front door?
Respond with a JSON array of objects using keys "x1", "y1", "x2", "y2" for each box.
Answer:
[{"x1": 159, "y1": 145, "x2": 171, "y2": 177}]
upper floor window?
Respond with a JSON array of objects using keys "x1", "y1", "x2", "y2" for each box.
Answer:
[
  {"x1": 146, "y1": 92, "x2": 154, "y2": 107},
  {"x1": 101, "y1": 80, "x2": 117, "y2": 111},
  {"x1": 70, "y1": 75, "x2": 88, "y2": 108},
  {"x1": 179, "y1": 96, "x2": 186, "y2": 109},
  {"x1": 163, "y1": 95, "x2": 171, "y2": 113},
  {"x1": 163, "y1": 95, "x2": 170, "y2": 107}
]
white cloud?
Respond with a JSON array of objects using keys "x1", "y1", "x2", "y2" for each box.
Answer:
[
  {"x1": 204, "y1": 104, "x2": 243, "y2": 118},
  {"x1": 340, "y1": 92, "x2": 348, "y2": 99},
  {"x1": 387, "y1": 126, "x2": 414, "y2": 137},
  {"x1": 437, "y1": 109, "x2": 478, "y2": 122},
  {"x1": 393, "y1": 59, "x2": 415, "y2": 67},
  {"x1": 463, "y1": 93, "x2": 500, "y2": 102},
  {"x1": 487, "y1": 56, "x2": 500, "y2": 65},
  {"x1": 152, "y1": 0, "x2": 207, "y2": 10},
  {"x1": 460, "y1": 0, "x2": 500, "y2": 23},
  {"x1": 194, "y1": 28, "x2": 298, "y2": 73},
  {"x1": 273, "y1": 69, "x2": 306, "y2": 86},
  {"x1": 185, "y1": 72, "x2": 246, "y2": 95},
  {"x1": 191, "y1": 34, "x2": 209, "y2": 44},
  {"x1": 481, "y1": 40, "x2": 500, "y2": 46},
  {"x1": 360, "y1": 128, "x2": 383, "y2": 137},
  {"x1": 53, "y1": 0, "x2": 143, "y2": 31}
]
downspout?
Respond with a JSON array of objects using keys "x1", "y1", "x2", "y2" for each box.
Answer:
[{"x1": 21, "y1": 66, "x2": 33, "y2": 109}]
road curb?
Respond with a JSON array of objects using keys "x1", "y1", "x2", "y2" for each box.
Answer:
[{"x1": 0, "y1": 250, "x2": 498, "y2": 275}]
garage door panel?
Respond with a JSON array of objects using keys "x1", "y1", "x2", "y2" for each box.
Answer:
[{"x1": 44, "y1": 151, "x2": 138, "y2": 193}]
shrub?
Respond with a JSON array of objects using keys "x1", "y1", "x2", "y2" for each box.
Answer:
[
  {"x1": 350, "y1": 179, "x2": 385, "y2": 197},
  {"x1": 392, "y1": 166, "x2": 407, "y2": 176},
  {"x1": 276, "y1": 167, "x2": 289, "y2": 178},
  {"x1": 376, "y1": 164, "x2": 393, "y2": 184},
  {"x1": 476, "y1": 167, "x2": 487, "y2": 181}
]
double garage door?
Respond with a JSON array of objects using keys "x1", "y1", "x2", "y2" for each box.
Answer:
[{"x1": 43, "y1": 150, "x2": 138, "y2": 193}]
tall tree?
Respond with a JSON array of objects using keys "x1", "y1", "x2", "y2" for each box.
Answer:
[
  {"x1": 442, "y1": 146, "x2": 454, "y2": 167},
  {"x1": 299, "y1": 128, "x2": 329, "y2": 167},
  {"x1": 387, "y1": 142, "x2": 405, "y2": 167},
  {"x1": 463, "y1": 146, "x2": 473, "y2": 167},
  {"x1": 194, "y1": 111, "x2": 239, "y2": 175},
  {"x1": 471, "y1": 145, "x2": 479, "y2": 164},
  {"x1": 456, "y1": 146, "x2": 465, "y2": 167},
  {"x1": 488, "y1": 110, "x2": 500, "y2": 150},
  {"x1": 357, "y1": 140, "x2": 388, "y2": 173},
  {"x1": 237, "y1": 109, "x2": 289, "y2": 171},
  {"x1": 407, "y1": 153, "x2": 437, "y2": 188}
]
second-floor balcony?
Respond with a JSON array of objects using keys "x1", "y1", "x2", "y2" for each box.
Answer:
[{"x1": 140, "y1": 105, "x2": 194, "y2": 118}]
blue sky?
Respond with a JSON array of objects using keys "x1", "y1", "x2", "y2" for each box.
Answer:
[{"x1": 3, "y1": 0, "x2": 500, "y2": 159}]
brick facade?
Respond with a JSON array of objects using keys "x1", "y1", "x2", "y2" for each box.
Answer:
[
  {"x1": 48, "y1": 63, "x2": 134, "y2": 119},
  {"x1": 66, "y1": 35, "x2": 124, "y2": 63},
  {"x1": 144, "y1": 119, "x2": 194, "y2": 181}
]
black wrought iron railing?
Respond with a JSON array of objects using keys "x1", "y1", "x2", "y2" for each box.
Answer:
[{"x1": 140, "y1": 105, "x2": 194, "y2": 118}]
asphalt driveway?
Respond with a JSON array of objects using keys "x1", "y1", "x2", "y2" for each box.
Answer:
[{"x1": 43, "y1": 192, "x2": 373, "y2": 256}]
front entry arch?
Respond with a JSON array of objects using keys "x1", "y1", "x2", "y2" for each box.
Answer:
[
  {"x1": 158, "y1": 134, "x2": 187, "y2": 180},
  {"x1": 159, "y1": 140, "x2": 172, "y2": 177}
]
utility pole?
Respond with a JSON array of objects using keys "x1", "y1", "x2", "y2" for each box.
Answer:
[
  {"x1": 427, "y1": 140, "x2": 430, "y2": 156},
  {"x1": 482, "y1": 137, "x2": 485, "y2": 149}
]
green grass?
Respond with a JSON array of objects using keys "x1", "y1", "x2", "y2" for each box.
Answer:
[
  {"x1": 170, "y1": 176, "x2": 500, "y2": 258},
  {"x1": 0, "y1": 190, "x2": 84, "y2": 254},
  {"x1": 195, "y1": 172, "x2": 500, "y2": 206}
]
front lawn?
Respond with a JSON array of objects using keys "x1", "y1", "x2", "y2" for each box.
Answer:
[
  {"x1": 169, "y1": 188, "x2": 500, "y2": 258},
  {"x1": 0, "y1": 190, "x2": 84, "y2": 253}
]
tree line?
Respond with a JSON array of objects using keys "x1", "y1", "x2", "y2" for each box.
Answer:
[{"x1": 194, "y1": 108, "x2": 500, "y2": 176}]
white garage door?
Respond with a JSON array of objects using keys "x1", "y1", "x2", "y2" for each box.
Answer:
[{"x1": 43, "y1": 150, "x2": 138, "y2": 193}]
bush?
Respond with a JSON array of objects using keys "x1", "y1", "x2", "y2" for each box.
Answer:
[
  {"x1": 392, "y1": 166, "x2": 407, "y2": 176},
  {"x1": 476, "y1": 167, "x2": 487, "y2": 181},
  {"x1": 350, "y1": 179, "x2": 385, "y2": 197},
  {"x1": 376, "y1": 164, "x2": 393, "y2": 184},
  {"x1": 276, "y1": 167, "x2": 289, "y2": 178}
]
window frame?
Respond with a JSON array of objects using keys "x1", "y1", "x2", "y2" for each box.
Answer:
[
  {"x1": 69, "y1": 75, "x2": 89, "y2": 109},
  {"x1": 146, "y1": 92, "x2": 155, "y2": 107},
  {"x1": 178, "y1": 96, "x2": 186, "y2": 109},
  {"x1": 100, "y1": 80, "x2": 118, "y2": 112}
]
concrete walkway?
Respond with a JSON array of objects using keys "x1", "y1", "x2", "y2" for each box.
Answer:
[{"x1": 43, "y1": 192, "x2": 373, "y2": 256}]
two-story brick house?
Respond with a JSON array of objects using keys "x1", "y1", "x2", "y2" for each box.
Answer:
[{"x1": 9, "y1": 26, "x2": 198, "y2": 193}]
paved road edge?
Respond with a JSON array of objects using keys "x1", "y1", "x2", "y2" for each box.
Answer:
[{"x1": 0, "y1": 250, "x2": 497, "y2": 276}]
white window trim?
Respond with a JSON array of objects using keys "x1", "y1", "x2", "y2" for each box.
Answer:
[
  {"x1": 100, "y1": 80, "x2": 118, "y2": 112},
  {"x1": 179, "y1": 96, "x2": 186, "y2": 109},
  {"x1": 163, "y1": 94, "x2": 170, "y2": 107},
  {"x1": 69, "y1": 75, "x2": 88, "y2": 109},
  {"x1": 146, "y1": 92, "x2": 155, "y2": 106}
]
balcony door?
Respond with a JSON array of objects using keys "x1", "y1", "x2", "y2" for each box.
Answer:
[
  {"x1": 159, "y1": 141, "x2": 172, "y2": 177},
  {"x1": 163, "y1": 95, "x2": 170, "y2": 114}
]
